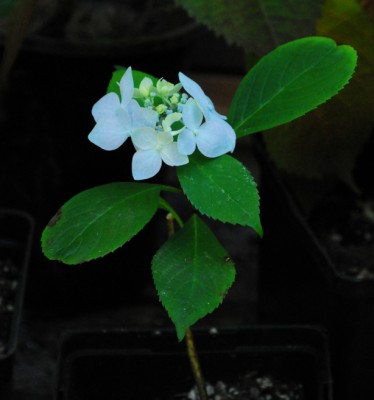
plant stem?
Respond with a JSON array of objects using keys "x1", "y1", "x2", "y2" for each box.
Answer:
[
  {"x1": 165, "y1": 213, "x2": 208, "y2": 400},
  {"x1": 185, "y1": 328, "x2": 208, "y2": 400},
  {"x1": 166, "y1": 212, "x2": 176, "y2": 236},
  {"x1": 161, "y1": 199, "x2": 184, "y2": 229}
]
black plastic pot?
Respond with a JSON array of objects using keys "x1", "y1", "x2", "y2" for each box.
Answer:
[
  {"x1": 0, "y1": 209, "x2": 34, "y2": 398},
  {"x1": 256, "y1": 142, "x2": 374, "y2": 400},
  {"x1": 56, "y1": 326, "x2": 332, "y2": 400}
]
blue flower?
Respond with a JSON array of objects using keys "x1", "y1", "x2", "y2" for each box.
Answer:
[
  {"x1": 178, "y1": 72, "x2": 227, "y2": 121},
  {"x1": 88, "y1": 67, "x2": 237, "y2": 180},
  {"x1": 132, "y1": 128, "x2": 188, "y2": 180},
  {"x1": 177, "y1": 97, "x2": 236, "y2": 158},
  {"x1": 88, "y1": 67, "x2": 158, "y2": 150}
]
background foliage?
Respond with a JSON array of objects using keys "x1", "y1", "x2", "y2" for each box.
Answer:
[
  {"x1": 175, "y1": 0, "x2": 323, "y2": 55},
  {"x1": 263, "y1": 0, "x2": 374, "y2": 187}
]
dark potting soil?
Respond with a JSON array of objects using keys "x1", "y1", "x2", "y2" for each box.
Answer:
[
  {"x1": 0, "y1": 257, "x2": 19, "y2": 353},
  {"x1": 308, "y1": 186, "x2": 374, "y2": 280},
  {"x1": 170, "y1": 371, "x2": 304, "y2": 400}
]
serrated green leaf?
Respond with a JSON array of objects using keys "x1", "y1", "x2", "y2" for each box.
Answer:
[
  {"x1": 152, "y1": 214, "x2": 236, "y2": 341},
  {"x1": 228, "y1": 36, "x2": 357, "y2": 137},
  {"x1": 106, "y1": 67, "x2": 158, "y2": 99},
  {"x1": 175, "y1": 0, "x2": 322, "y2": 55},
  {"x1": 177, "y1": 154, "x2": 262, "y2": 236},
  {"x1": 264, "y1": 0, "x2": 374, "y2": 186},
  {"x1": 41, "y1": 182, "x2": 165, "y2": 265}
]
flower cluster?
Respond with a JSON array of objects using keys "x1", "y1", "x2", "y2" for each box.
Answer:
[{"x1": 88, "y1": 67, "x2": 236, "y2": 180}]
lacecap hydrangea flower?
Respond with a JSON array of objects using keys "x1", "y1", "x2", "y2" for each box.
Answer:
[{"x1": 88, "y1": 67, "x2": 236, "y2": 180}]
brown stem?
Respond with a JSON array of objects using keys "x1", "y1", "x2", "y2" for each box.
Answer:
[
  {"x1": 166, "y1": 212, "x2": 176, "y2": 237},
  {"x1": 185, "y1": 328, "x2": 208, "y2": 400},
  {"x1": 165, "y1": 213, "x2": 208, "y2": 400}
]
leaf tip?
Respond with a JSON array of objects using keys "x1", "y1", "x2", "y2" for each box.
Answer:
[
  {"x1": 256, "y1": 222, "x2": 264, "y2": 238},
  {"x1": 176, "y1": 327, "x2": 186, "y2": 342},
  {"x1": 47, "y1": 207, "x2": 63, "y2": 228}
]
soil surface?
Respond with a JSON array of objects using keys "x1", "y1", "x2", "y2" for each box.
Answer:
[{"x1": 172, "y1": 371, "x2": 304, "y2": 400}]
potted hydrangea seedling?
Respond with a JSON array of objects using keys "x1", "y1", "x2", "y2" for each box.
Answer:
[{"x1": 41, "y1": 36, "x2": 356, "y2": 399}]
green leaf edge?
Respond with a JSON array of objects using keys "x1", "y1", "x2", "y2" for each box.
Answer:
[
  {"x1": 177, "y1": 155, "x2": 263, "y2": 236},
  {"x1": 41, "y1": 182, "x2": 179, "y2": 265},
  {"x1": 228, "y1": 36, "x2": 358, "y2": 138},
  {"x1": 152, "y1": 214, "x2": 236, "y2": 341}
]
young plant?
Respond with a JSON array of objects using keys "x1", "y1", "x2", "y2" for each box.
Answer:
[{"x1": 41, "y1": 36, "x2": 356, "y2": 398}]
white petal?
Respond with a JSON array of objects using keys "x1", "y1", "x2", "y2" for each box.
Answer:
[
  {"x1": 179, "y1": 72, "x2": 208, "y2": 108},
  {"x1": 156, "y1": 79, "x2": 180, "y2": 96},
  {"x1": 157, "y1": 131, "x2": 173, "y2": 147},
  {"x1": 92, "y1": 93, "x2": 120, "y2": 122},
  {"x1": 182, "y1": 98, "x2": 203, "y2": 130},
  {"x1": 172, "y1": 82, "x2": 183, "y2": 94},
  {"x1": 139, "y1": 77, "x2": 153, "y2": 97},
  {"x1": 161, "y1": 142, "x2": 189, "y2": 166},
  {"x1": 132, "y1": 150, "x2": 162, "y2": 180},
  {"x1": 130, "y1": 102, "x2": 158, "y2": 129},
  {"x1": 119, "y1": 67, "x2": 134, "y2": 106},
  {"x1": 204, "y1": 97, "x2": 227, "y2": 121},
  {"x1": 162, "y1": 112, "x2": 182, "y2": 132},
  {"x1": 179, "y1": 72, "x2": 227, "y2": 121},
  {"x1": 88, "y1": 118, "x2": 129, "y2": 151},
  {"x1": 196, "y1": 120, "x2": 236, "y2": 158},
  {"x1": 132, "y1": 127, "x2": 157, "y2": 150},
  {"x1": 116, "y1": 108, "x2": 132, "y2": 129},
  {"x1": 127, "y1": 98, "x2": 142, "y2": 114},
  {"x1": 138, "y1": 108, "x2": 159, "y2": 128},
  {"x1": 177, "y1": 128, "x2": 196, "y2": 155}
]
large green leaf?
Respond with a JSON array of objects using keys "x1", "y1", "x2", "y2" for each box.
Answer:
[
  {"x1": 228, "y1": 36, "x2": 357, "y2": 137},
  {"x1": 175, "y1": 0, "x2": 322, "y2": 55},
  {"x1": 42, "y1": 182, "x2": 166, "y2": 265},
  {"x1": 263, "y1": 0, "x2": 374, "y2": 186},
  {"x1": 152, "y1": 214, "x2": 236, "y2": 341},
  {"x1": 177, "y1": 154, "x2": 262, "y2": 236}
]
